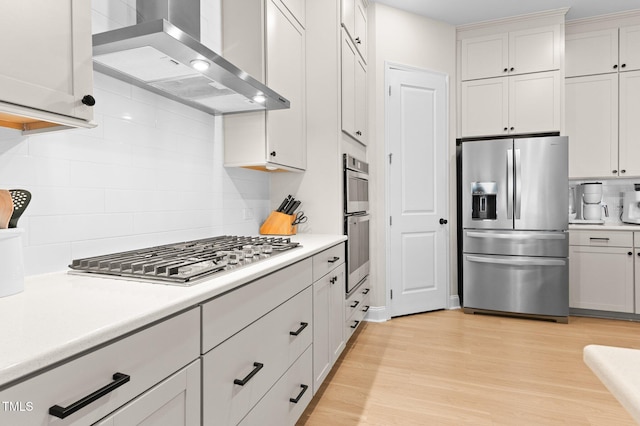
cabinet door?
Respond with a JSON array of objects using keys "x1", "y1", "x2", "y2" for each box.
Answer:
[
  {"x1": 636, "y1": 248, "x2": 640, "y2": 314},
  {"x1": 266, "y1": 0, "x2": 306, "y2": 170},
  {"x1": 619, "y1": 70, "x2": 640, "y2": 177},
  {"x1": 354, "y1": 57, "x2": 367, "y2": 144},
  {"x1": 620, "y1": 25, "x2": 640, "y2": 72},
  {"x1": 461, "y1": 33, "x2": 509, "y2": 81},
  {"x1": 341, "y1": 32, "x2": 357, "y2": 140},
  {"x1": 95, "y1": 361, "x2": 200, "y2": 426},
  {"x1": 569, "y1": 246, "x2": 634, "y2": 313},
  {"x1": 566, "y1": 74, "x2": 619, "y2": 179},
  {"x1": 0, "y1": 0, "x2": 93, "y2": 121},
  {"x1": 280, "y1": 0, "x2": 305, "y2": 28},
  {"x1": 341, "y1": 0, "x2": 356, "y2": 41},
  {"x1": 508, "y1": 25, "x2": 560, "y2": 75},
  {"x1": 509, "y1": 71, "x2": 560, "y2": 135},
  {"x1": 566, "y1": 29, "x2": 619, "y2": 77},
  {"x1": 312, "y1": 264, "x2": 345, "y2": 393},
  {"x1": 461, "y1": 78, "x2": 508, "y2": 137},
  {"x1": 354, "y1": 0, "x2": 367, "y2": 63}
]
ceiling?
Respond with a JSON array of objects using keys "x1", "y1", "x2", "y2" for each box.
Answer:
[{"x1": 371, "y1": 0, "x2": 640, "y2": 26}]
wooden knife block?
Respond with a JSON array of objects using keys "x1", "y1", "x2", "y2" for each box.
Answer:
[{"x1": 260, "y1": 211, "x2": 297, "y2": 235}]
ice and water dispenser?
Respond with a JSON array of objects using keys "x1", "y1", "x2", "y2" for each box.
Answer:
[{"x1": 471, "y1": 182, "x2": 497, "y2": 220}]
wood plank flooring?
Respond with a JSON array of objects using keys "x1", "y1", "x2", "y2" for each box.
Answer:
[{"x1": 298, "y1": 309, "x2": 640, "y2": 425}]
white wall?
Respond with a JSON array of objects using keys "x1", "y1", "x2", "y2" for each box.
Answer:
[
  {"x1": 368, "y1": 4, "x2": 457, "y2": 309},
  {"x1": 0, "y1": 0, "x2": 270, "y2": 276}
]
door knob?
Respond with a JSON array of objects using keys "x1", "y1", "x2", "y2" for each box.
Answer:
[{"x1": 439, "y1": 218, "x2": 448, "y2": 224}]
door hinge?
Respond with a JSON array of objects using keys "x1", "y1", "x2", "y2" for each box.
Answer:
[
  {"x1": 389, "y1": 153, "x2": 392, "y2": 164},
  {"x1": 389, "y1": 86, "x2": 391, "y2": 96},
  {"x1": 390, "y1": 216, "x2": 392, "y2": 226},
  {"x1": 390, "y1": 289, "x2": 393, "y2": 299}
]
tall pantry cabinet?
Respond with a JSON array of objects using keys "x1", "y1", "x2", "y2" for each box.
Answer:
[
  {"x1": 565, "y1": 17, "x2": 640, "y2": 179},
  {"x1": 222, "y1": 0, "x2": 306, "y2": 172},
  {"x1": 457, "y1": 11, "x2": 566, "y2": 138}
]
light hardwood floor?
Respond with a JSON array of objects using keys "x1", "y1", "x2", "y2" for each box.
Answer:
[{"x1": 298, "y1": 309, "x2": 640, "y2": 425}]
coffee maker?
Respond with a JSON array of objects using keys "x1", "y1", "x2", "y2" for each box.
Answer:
[
  {"x1": 622, "y1": 184, "x2": 640, "y2": 224},
  {"x1": 570, "y1": 182, "x2": 607, "y2": 223}
]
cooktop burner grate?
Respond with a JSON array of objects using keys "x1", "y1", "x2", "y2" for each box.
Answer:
[{"x1": 69, "y1": 236, "x2": 301, "y2": 285}]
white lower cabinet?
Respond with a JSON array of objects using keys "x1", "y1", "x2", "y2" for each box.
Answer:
[
  {"x1": 0, "y1": 308, "x2": 200, "y2": 426},
  {"x1": 238, "y1": 347, "x2": 313, "y2": 426},
  {"x1": 569, "y1": 230, "x2": 634, "y2": 313},
  {"x1": 345, "y1": 279, "x2": 371, "y2": 340},
  {"x1": 95, "y1": 360, "x2": 201, "y2": 426}
]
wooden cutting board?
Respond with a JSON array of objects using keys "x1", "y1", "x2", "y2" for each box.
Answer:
[{"x1": 0, "y1": 190, "x2": 14, "y2": 229}]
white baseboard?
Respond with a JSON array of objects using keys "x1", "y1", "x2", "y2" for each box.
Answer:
[{"x1": 449, "y1": 295, "x2": 461, "y2": 310}]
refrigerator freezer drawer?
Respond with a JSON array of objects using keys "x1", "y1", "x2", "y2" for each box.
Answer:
[
  {"x1": 463, "y1": 253, "x2": 568, "y2": 318},
  {"x1": 464, "y1": 230, "x2": 568, "y2": 257}
]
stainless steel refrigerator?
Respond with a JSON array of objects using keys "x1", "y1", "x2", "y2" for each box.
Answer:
[{"x1": 461, "y1": 136, "x2": 568, "y2": 322}]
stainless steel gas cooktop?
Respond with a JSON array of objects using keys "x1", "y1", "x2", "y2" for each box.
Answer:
[{"x1": 69, "y1": 236, "x2": 301, "y2": 285}]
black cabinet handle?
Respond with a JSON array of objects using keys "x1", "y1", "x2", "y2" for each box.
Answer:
[
  {"x1": 49, "y1": 373, "x2": 130, "y2": 419},
  {"x1": 290, "y1": 322, "x2": 308, "y2": 336},
  {"x1": 355, "y1": 37, "x2": 361, "y2": 44},
  {"x1": 81, "y1": 95, "x2": 96, "y2": 106},
  {"x1": 328, "y1": 256, "x2": 340, "y2": 263},
  {"x1": 350, "y1": 300, "x2": 360, "y2": 308},
  {"x1": 637, "y1": 252, "x2": 640, "y2": 257},
  {"x1": 613, "y1": 170, "x2": 618, "y2": 174},
  {"x1": 503, "y1": 127, "x2": 508, "y2": 131},
  {"x1": 356, "y1": 130, "x2": 362, "y2": 136},
  {"x1": 362, "y1": 305, "x2": 370, "y2": 312},
  {"x1": 503, "y1": 68, "x2": 508, "y2": 72},
  {"x1": 621, "y1": 170, "x2": 626, "y2": 173},
  {"x1": 614, "y1": 64, "x2": 619, "y2": 69},
  {"x1": 510, "y1": 67, "x2": 514, "y2": 72},
  {"x1": 289, "y1": 384, "x2": 309, "y2": 404},
  {"x1": 629, "y1": 252, "x2": 633, "y2": 256},
  {"x1": 622, "y1": 64, "x2": 627, "y2": 68},
  {"x1": 270, "y1": 151, "x2": 277, "y2": 157},
  {"x1": 362, "y1": 288, "x2": 370, "y2": 295},
  {"x1": 330, "y1": 276, "x2": 338, "y2": 284},
  {"x1": 234, "y1": 362, "x2": 264, "y2": 386},
  {"x1": 510, "y1": 127, "x2": 514, "y2": 131},
  {"x1": 350, "y1": 320, "x2": 360, "y2": 329}
]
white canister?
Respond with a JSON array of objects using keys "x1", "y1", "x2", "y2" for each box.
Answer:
[{"x1": 0, "y1": 228, "x2": 25, "y2": 297}]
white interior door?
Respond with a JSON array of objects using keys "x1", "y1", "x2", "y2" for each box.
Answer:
[{"x1": 387, "y1": 65, "x2": 449, "y2": 317}]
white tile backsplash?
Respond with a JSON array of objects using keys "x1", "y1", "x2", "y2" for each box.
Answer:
[
  {"x1": 570, "y1": 178, "x2": 640, "y2": 224},
  {"x1": 0, "y1": 0, "x2": 270, "y2": 276}
]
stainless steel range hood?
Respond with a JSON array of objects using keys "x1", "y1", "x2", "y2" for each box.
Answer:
[{"x1": 92, "y1": 0, "x2": 289, "y2": 115}]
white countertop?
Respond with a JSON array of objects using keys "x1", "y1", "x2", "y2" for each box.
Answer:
[
  {"x1": 569, "y1": 224, "x2": 640, "y2": 231},
  {"x1": 0, "y1": 234, "x2": 346, "y2": 388},
  {"x1": 584, "y1": 344, "x2": 640, "y2": 423}
]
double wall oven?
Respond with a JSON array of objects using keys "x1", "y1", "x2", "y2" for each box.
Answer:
[{"x1": 344, "y1": 154, "x2": 370, "y2": 296}]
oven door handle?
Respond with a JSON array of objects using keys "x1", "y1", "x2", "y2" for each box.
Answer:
[{"x1": 466, "y1": 255, "x2": 566, "y2": 267}]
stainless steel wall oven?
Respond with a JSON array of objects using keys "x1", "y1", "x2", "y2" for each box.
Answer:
[{"x1": 344, "y1": 154, "x2": 370, "y2": 295}]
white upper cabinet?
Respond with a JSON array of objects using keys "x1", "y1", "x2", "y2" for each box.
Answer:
[
  {"x1": 620, "y1": 25, "x2": 640, "y2": 72},
  {"x1": 222, "y1": 0, "x2": 306, "y2": 172},
  {"x1": 619, "y1": 70, "x2": 640, "y2": 177},
  {"x1": 566, "y1": 29, "x2": 619, "y2": 77},
  {"x1": 461, "y1": 25, "x2": 560, "y2": 81},
  {"x1": 341, "y1": 0, "x2": 367, "y2": 63},
  {"x1": 0, "y1": 0, "x2": 95, "y2": 133},
  {"x1": 341, "y1": 30, "x2": 367, "y2": 145}
]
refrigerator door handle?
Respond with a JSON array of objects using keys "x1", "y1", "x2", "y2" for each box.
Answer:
[
  {"x1": 466, "y1": 255, "x2": 566, "y2": 267},
  {"x1": 466, "y1": 231, "x2": 566, "y2": 240},
  {"x1": 507, "y1": 149, "x2": 513, "y2": 219},
  {"x1": 515, "y1": 148, "x2": 522, "y2": 219}
]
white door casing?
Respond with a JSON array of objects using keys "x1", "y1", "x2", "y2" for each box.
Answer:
[{"x1": 386, "y1": 64, "x2": 449, "y2": 318}]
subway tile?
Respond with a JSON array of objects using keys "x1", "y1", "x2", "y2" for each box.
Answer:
[
  {"x1": 27, "y1": 187, "x2": 105, "y2": 216},
  {"x1": 29, "y1": 213, "x2": 134, "y2": 246},
  {"x1": 23, "y1": 243, "x2": 73, "y2": 275}
]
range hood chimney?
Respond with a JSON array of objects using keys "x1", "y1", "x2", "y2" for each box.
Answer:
[{"x1": 92, "y1": 0, "x2": 289, "y2": 115}]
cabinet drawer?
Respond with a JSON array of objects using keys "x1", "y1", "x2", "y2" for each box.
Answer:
[
  {"x1": 569, "y1": 230, "x2": 632, "y2": 247},
  {"x1": 312, "y1": 243, "x2": 345, "y2": 282},
  {"x1": 202, "y1": 286, "x2": 312, "y2": 426},
  {"x1": 345, "y1": 300, "x2": 368, "y2": 340},
  {"x1": 202, "y1": 258, "x2": 312, "y2": 353},
  {"x1": 635, "y1": 232, "x2": 640, "y2": 248},
  {"x1": 345, "y1": 281, "x2": 371, "y2": 320},
  {"x1": 0, "y1": 308, "x2": 199, "y2": 426},
  {"x1": 95, "y1": 360, "x2": 200, "y2": 426},
  {"x1": 239, "y1": 346, "x2": 312, "y2": 426}
]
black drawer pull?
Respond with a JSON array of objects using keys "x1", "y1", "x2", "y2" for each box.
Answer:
[
  {"x1": 350, "y1": 320, "x2": 360, "y2": 329},
  {"x1": 289, "y1": 322, "x2": 309, "y2": 336},
  {"x1": 589, "y1": 237, "x2": 610, "y2": 241},
  {"x1": 234, "y1": 362, "x2": 264, "y2": 386},
  {"x1": 350, "y1": 300, "x2": 360, "y2": 308},
  {"x1": 362, "y1": 305, "x2": 370, "y2": 312},
  {"x1": 362, "y1": 288, "x2": 370, "y2": 295},
  {"x1": 289, "y1": 384, "x2": 309, "y2": 404},
  {"x1": 49, "y1": 372, "x2": 130, "y2": 419},
  {"x1": 328, "y1": 256, "x2": 340, "y2": 263}
]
